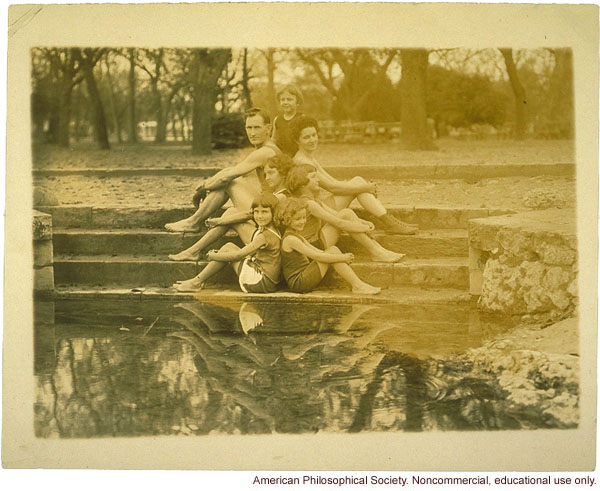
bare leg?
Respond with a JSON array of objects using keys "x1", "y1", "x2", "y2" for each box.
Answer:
[
  {"x1": 332, "y1": 177, "x2": 418, "y2": 234},
  {"x1": 165, "y1": 189, "x2": 229, "y2": 232},
  {"x1": 337, "y1": 209, "x2": 405, "y2": 263},
  {"x1": 169, "y1": 207, "x2": 253, "y2": 261},
  {"x1": 169, "y1": 226, "x2": 228, "y2": 261},
  {"x1": 325, "y1": 246, "x2": 381, "y2": 294},
  {"x1": 173, "y1": 260, "x2": 227, "y2": 292},
  {"x1": 332, "y1": 177, "x2": 386, "y2": 217},
  {"x1": 173, "y1": 242, "x2": 241, "y2": 291},
  {"x1": 319, "y1": 223, "x2": 341, "y2": 249}
]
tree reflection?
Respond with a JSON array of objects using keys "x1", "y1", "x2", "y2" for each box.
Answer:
[{"x1": 34, "y1": 300, "x2": 574, "y2": 437}]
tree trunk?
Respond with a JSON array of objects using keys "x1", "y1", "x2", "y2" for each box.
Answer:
[
  {"x1": 57, "y1": 81, "x2": 73, "y2": 147},
  {"x1": 549, "y1": 48, "x2": 574, "y2": 139},
  {"x1": 153, "y1": 86, "x2": 166, "y2": 143},
  {"x1": 263, "y1": 49, "x2": 276, "y2": 115},
  {"x1": 500, "y1": 48, "x2": 527, "y2": 140},
  {"x1": 128, "y1": 48, "x2": 138, "y2": 143},
  {"x1": 104, "y1": 56, "x2": 123, "y2": 144},
  {"x1": 400, "y1": 49, "x2": 436, "y2": 150},
  {"x1": 242, "y1": 48, "x2": 253, "y2": 110},
  {"x1": 190, "y1": 49, "x2": 231, "y2": 155},
  {"x1": 77, "y1": 49, "x2": 110, "y2": 149}
]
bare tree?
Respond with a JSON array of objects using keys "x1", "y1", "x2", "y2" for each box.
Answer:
[
  {"x1": 127, "y1": 48, "x2": 138, "y2": 143},
  {"x1": 258, "y1": 48, "x2": 277, "y2": 114},
  {"x1": 33, "y1": 48, "x2": 84, "y2": 147},
  {"x1": 499, "y1": 48, "x2": 527, "y2": 139},
  {"x1": 296, "y1": 48, "x2": 397, "y2": 120},
  {"x1": 399, "y1": 48, "x2": 436, "y2": 150},
  {"x1": 548, "y1": 48, "x2": 574, "y2": 138},
  {"x1": 189, "y1": 48, "x2": 231, "y2": 155},
  {"x1": 72, "y1": 48, "x2": 110, "y2": 149},
  {"x1": 136, "y1": 49, "x2": 186, "y2": 143},
  {"x1": 104, "y1": 52, "x2": 123, "y2": 143}
]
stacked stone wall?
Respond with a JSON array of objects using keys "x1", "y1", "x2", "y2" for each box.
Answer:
[{"x1": 469, "y1": 210, "x2": 577, "y2": 317}]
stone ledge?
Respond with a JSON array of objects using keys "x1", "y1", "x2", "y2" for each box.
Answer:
[
  {"x1": 34, "y1": 265, "x2": 55, "y2": 291},
  {"x1": 33, "y1": 210, "x2": 53, "y2": 240},
  {"x1": 34, "y1": 240, "x2": 54, "y2": 268},
  {"x1": 468, "y1": 209, "x2": 577, "y2": 316}
]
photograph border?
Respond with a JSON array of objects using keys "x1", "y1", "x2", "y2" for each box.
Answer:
[{"x1": 3, "y1": 2, "x2": 598, "y2": 471}]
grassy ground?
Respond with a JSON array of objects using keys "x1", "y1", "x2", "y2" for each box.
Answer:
[{"x1": 32, "y1": 137, "x2": 575, "y2": 170}]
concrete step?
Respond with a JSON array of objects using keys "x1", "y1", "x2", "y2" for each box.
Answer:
[
  {"x1": 52, "y1": 228, "x2": 468, "y2": 258},
  {"x1": 53, "y1": 254, "x2": 469, "y2": 289},
  {"x1": 46, "y1": 295, "x2": 478, "y2": 334},
  {"x1": 52, "y1": 228, "x2": 243, "y2": 256},
  {"x1": 45, "y1": 285, "x2": 473, "y2": 307},
  {"x1": 37, "y1": 205, "x2": 516, "y2": 230},
  {"x1": 33, "y1": 162, "x2": 575, "y2": 180}
]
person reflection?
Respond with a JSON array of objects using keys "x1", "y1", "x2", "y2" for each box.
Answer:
[{"x1": 167, "y1": 300, "x2": 394, "y2": 434}]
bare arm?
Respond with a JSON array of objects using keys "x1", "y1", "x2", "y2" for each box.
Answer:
[
  {"x1": 202, "y1": 146, "x2": 276, "y2": 191},
  {"x1": 307, "y1": 200, "x2": 371, "y2": 234},
  {"x1": 316, "y1": 168, "x2": 376, "y2": 195},
  {"x1": 294, "y1": 154, "x2": 375, "y2": 195},
  {"x1": 207, "y1": 234, "x2": 266, "y2": 262},
  {"x1": 283, "y1": 235, "x2": 353, "y2": 264}
]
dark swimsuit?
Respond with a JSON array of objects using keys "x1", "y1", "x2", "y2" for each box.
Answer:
[
  {"x1": 273, "y1": 113, "x2": 303, "y2": 157},
  {"x1": 281, "y1": 230, "x2": 324, "y2": 293}
]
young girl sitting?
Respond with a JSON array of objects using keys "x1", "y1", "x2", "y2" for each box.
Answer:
[
  {"x1": 278, "y1": 197, "x2": 380, "y2": 295},
  {"x1": 286, "y1": 164, "x2": 405, "y2": 263},
  {"x1": 173, "y1": 192, "x2": 282, "y2": 293},
  {"x1": 272, "y1": 84, "x2": 304, "y2": 157}
]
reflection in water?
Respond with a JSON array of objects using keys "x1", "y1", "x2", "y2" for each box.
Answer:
[{"x1": 34, "y1": 299, "x2": 577, "y2": 437}]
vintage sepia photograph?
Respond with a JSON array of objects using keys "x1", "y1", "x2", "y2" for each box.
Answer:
[{"x1": 4, "y1": 2, "x2": 598, "y2": 472}]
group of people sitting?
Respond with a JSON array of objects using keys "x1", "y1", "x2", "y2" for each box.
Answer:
[{"x1": 165, "y1": 85, "x2": 418, "y2": 295}]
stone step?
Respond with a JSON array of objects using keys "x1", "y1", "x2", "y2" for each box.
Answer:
[
  {"x1": 37, "y1": 205, "x2": 516, "y2": 230},
  {"x1": 52, "y1": 228, "x2": 468, "y2": 258},
  {"x1": 32, "y1": 162, "x2": 575, "y2": 180},
  {"x1": 43, "y1": 285, "x2": 473, "y2": 309},
  {"x1": 44, "y1": 296, "x2": 478, "y2": 336},
  {"x1": 53, "y1": 255, "x2": 469, "y2": 289}
]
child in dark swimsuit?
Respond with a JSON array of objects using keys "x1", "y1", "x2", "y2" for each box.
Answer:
[
  {"x1": 278, "y1": 198, "x2": 380, "y2": 295},
  {"x1": 272, "y1": 85, "x2": 304, "y2": 157},
  {"x1": 174, "y1": 193, "x2": 282, "y2": 293}
]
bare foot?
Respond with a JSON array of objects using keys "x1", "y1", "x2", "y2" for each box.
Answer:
[
  {"x1": 165, "y1": 218, "x2": 201, "y2": 233},
  {"x1": 173, "y1": 278, "x2": 205, "y2": 292},
  {"x1": 371, "y1": 251, "x2": 405, "y2": 263},
  {"x1": 352, "y1": 283, "x2": 381, "y2": 295},
  {"x1": 168, "y1": 250, "x2": 200, "y2": 262}
]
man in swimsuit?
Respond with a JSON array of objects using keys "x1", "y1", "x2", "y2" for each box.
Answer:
[{"x1": 165, "y1": 108, "x2": 281, "y2": 233}]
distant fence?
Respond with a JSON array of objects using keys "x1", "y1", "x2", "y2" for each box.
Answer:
[
  {"x1": 318, "y1": 121, "x2": 402, "y2": 143},
  {"x1": 317, "y1": 120, "x2": 567, "y2": 143}
]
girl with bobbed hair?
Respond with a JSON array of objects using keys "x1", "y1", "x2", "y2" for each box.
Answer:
[
  {"x1": 277, "y1": 198, "x2": 380, "y2": 295},
  {"x1": 290, "y1": 115, "x2": 418, "y2": 235},
  {"x1": 285, "y1": 164, "x2": 405, "y2": 263},
  {"x1": 174, "y1": 192, "x2": 282, "y2": 293}
]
